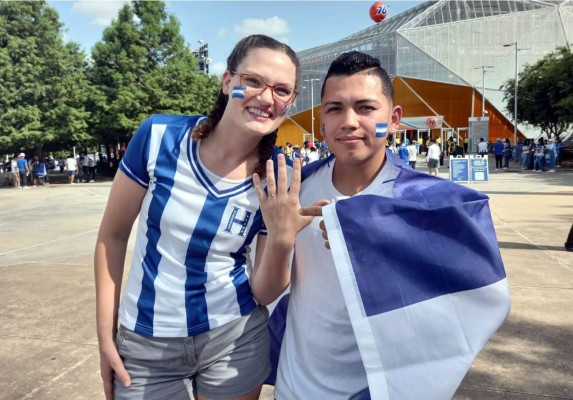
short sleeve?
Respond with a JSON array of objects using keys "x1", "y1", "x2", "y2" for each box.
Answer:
[{"x1": 119, "y1": 116, "x2": 154, "y2": 188}]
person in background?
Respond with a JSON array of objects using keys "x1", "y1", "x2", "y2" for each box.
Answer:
[
  {"x1": 477, "y1": 138, "x2": 488, "y2": 156},
  {"x1": 427, "y1": 138, "x2": 441, "y2": 176},
  {"x1": 407, "y1": 139, "x2": 418, "y2": 169},
  {"x1": 34, "y1": 157, "x2": 49, "y2": 186},
  {"x1": 493, "y1": 138, "x2": 504, "y2": 170},
  {"x1": 66, "y1": 153, "x2": 78, "y2": 184},
  {"x1": 502, "y1": 138, "x2": 511, "y2": 169},
  {"x1": 306, "y1": 146, "x2": 320, "y2": 163},
  {"x1": 546, "y1": 139, "x2": 556, "y2": 173},
  {"x1": 555, "y1": 138, "x2": 564, "y2": 167},
  {"x1": 9, "y1": 156, "x2": 21, "y2": 188},
  {"x1": 398, "y1": 140, "x2": 409, "y2": 165},
  {"x1": 533, "y1": 142, "x2": 545, "y2": 172},
  {"x1": 16, "y1": 153, "x2": 30, "y2": 189}
]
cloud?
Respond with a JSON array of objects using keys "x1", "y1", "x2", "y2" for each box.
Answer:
[
  {"x1": 233, "y1": 17, "x2": 290, "y2": 37},
  {"x1": 210, "y1": 62, "x2": 226, "y2": 76},
  {"x1": 71, "y1": 1, "x2": 131, "y2": 27}
]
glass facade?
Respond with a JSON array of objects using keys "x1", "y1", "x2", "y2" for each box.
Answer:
[{"x1": 293, "y1": 0, "x2": 571, "y2": 138}]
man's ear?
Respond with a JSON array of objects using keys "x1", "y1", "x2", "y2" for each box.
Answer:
[
  {"x1": 221, "y1": 71, "x2": 232, "y2": 95},
  {"x1": 391, "y1": 105, "x2": 403, "y2": 132}
]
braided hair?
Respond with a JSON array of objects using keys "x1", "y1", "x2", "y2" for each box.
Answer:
[{"x1": 192, "y1": 34, "x2": 300, "y2": 177}]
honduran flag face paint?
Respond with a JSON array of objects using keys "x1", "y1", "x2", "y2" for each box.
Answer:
[
  {"x1": 231, "y1": 85, "x2": 247, "y2": 99},
  {"x1": 376, "y1": 123, "x2": 388, "y2": 138},
  {"x1": 282, "y1": 104, "x2": 291, "y2": 116}
]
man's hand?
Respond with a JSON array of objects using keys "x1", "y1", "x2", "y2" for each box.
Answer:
[{"x1": 299, "y1": 205, "x2": 331, "y2": 249}]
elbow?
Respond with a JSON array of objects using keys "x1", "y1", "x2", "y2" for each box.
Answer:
[{"x1": 251, "y1": 282, "x2": 290, "y2": 307}]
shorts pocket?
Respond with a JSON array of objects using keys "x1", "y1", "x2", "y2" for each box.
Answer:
[{"x1": 116, "y1": 325, "x2": 127, "y2": 352}]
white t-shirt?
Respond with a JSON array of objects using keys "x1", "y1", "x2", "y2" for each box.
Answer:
[
  {"x1": 306, "y1": 151, "x2": 320, "y2": 163},
  {"x1": 427, "y1": 143, "x2": 441, "y2": 160},
  {"x1": 275, "y1": 158, "x2": 400, "y2": 400},
  {"x1": 407, "y1": 144, "x2": 417, "y2": 161},
  {"x1": 65, "y1": 157, "x2": 77, "y2": 171},
  {"x1": 477, "y1": 141, "x2": 488, "y2": 153}
]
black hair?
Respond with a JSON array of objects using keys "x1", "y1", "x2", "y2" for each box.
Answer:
[
  {"x1": 320, "y1": 51, "x2": 393, "y2": 102},
  {"x1": 192, "y1": 34, "x2": 300, "y2": 178}
]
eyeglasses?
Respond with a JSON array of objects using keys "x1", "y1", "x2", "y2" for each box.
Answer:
[{"x1": 233, "y1": 72, "x2": 298, "y2": 105}]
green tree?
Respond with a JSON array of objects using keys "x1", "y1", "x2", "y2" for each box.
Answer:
[
  {"x1": 88, "y1": 1, "x2": 220, "y2": 145},
  {"x1": 502, "y1": 46, "x2": 573, "y2": 140},
  {"x1": 0, "y1": 1, "x2": 92, "y2": 155}
]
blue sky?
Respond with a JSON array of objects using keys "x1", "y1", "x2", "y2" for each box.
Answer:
[{"x1": 48, "y1": 1, "x2": 422, "y2": 75}]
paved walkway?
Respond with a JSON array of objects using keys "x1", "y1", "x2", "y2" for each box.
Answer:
[{"x1": 1, "y1": 157, "x2": 572, "y2": 400}]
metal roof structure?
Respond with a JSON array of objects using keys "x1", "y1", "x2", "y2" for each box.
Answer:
[{"x1": 293, "y1": 0, "x2": 572, "y2": 138}]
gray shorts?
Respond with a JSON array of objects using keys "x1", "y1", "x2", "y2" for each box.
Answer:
[
  {"x1": 428, "y1": 158, "x2": 439, "y2": 168},
  {"x1": 114, "y1": 306, "x2": 270, "y2": 400}
]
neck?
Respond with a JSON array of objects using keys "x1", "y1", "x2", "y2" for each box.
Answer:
[
  {"x1": 199, "y1": 119, "x2": 262, "y2": 179},
  {"x1": 332, "y1": 152, "x2": 386, "y2": 196}
]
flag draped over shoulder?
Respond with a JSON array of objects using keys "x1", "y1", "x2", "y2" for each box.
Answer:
[{"x1": 320, "y1": 168, "x2": 510, "y2": 400}]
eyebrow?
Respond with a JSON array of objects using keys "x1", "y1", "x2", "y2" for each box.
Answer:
[{"x1": 323, "y1": 98, "x2": 381, "y2": 107}]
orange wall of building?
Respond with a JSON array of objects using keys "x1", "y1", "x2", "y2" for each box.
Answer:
[{"x1": 395, "y1": 78, "x2": 524, "y2": 142}]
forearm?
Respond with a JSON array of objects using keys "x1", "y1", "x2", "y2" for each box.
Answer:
[
  {"x1": 250, "y1": 235, "x2": 293, "y2": 306},
  {"x1": 94, "y1": 235, "x2": 129, "y2": 344}
]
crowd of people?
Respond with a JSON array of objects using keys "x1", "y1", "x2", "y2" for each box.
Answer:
[
  {"x1": 278, "y1": 140, "x2": 329, "y2": 165},
  {"x1": 1, "y1": 151, "x2": 103, "y2": 188}
]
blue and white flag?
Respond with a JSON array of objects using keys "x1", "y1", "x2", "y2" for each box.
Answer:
[
  {"x1": 319, "y1": 191, "x2": 510, "y2": 400},
  {"x1": 375, "y1": 122, "x2": 387, "y2": 138},
  {"x1": 231, "y1": 85, "x2": 247, "y2": 99}
]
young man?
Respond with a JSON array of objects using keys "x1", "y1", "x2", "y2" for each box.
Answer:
[
  {"x1": 426, "y1": 138, "x2": 441, "y2": 176},
  {"x1": 263, "y1": 51, "x2": 509, "y2": 400}
]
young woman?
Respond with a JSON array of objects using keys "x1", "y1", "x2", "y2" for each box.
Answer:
[{"x1": 95, "y1": 34, "x2": 305, "y2": 400}]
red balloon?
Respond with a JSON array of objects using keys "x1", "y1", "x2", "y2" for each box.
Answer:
[{"x1": 370, "y1": 2, "x2": 388, "y2": 23}]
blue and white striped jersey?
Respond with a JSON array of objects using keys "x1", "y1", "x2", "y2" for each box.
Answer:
[{"x1": 118, "y1": 114, "x2": 266, "y2": 337}]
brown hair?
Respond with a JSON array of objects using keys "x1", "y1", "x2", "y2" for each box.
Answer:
[{"x1": 192, "y1": 34, "x2": 300, "y2": 177}]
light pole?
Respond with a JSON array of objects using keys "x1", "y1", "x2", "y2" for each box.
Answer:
[
  {"x1": 303, "y1": 78, "x2": 320, "y2": 145},
  {"x1": 474, "y1": 66, "x2": 493, "y2": 117},
  {"x1": 504, "y1": 42, "x2": 518, "y2": 145}
]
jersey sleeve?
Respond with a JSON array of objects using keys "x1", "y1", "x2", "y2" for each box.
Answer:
[{"x1": 119, "y1": 116, "x2": 154, "y2": 188}]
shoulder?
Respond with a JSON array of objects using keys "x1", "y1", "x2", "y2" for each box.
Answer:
[
  {"x1": 141, "y1": 114, "x2": 206, "y2": 130},
  {"x1": 301, "y1": 155, "x2": 334, "y2": 182}
]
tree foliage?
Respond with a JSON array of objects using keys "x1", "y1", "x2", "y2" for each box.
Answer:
[
  {"x1": 0, "y1": 1, "x2": 92, "y2": 155},
  {"x1": 502, "y1": 46, "x2": 573, "y2": 140},
  {"x1": 88, "y1": 1, "x2": 220, "y2": 144}
]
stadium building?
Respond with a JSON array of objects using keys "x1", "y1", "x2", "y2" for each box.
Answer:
[{"x1": 279, "y1": 0, "x2": 572, "y2": 152}]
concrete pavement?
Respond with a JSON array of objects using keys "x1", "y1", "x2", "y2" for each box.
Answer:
[{"x1": 1, "y1": 157, "x2": 572, "y2": 400}]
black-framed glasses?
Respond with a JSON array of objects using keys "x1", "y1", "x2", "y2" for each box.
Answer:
[{"x1": 234, "y1": 72, "x2": 298, "y2": 105}]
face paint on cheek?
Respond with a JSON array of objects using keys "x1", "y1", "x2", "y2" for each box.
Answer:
[
  {"x1": 282, "y1": 104, "x2": 291, "y2": 116},
  {"x1": 322, "y1": 123, "x2": 326, "y2": 137},
  {"x1": 376, "y1": 123, "x2": 388, "y2": 138},
  {"x1": 231, "y1": 85, "x2": 247, "y2": 99}
]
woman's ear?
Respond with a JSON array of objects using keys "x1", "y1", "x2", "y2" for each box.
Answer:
[{"x1": 221, "y1": 71, "x2": 232, "y2": 95}]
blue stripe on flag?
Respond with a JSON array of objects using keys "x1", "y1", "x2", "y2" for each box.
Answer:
[
  {"x1": 184, "y1": 195, "x2": 229, "y2": 334},
  {"x1": 135, "y1": 125, "x2": 182, "y2": 335},
  {"x1": 334, "y1": 194, "x2": 506, "y2": 317}
]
